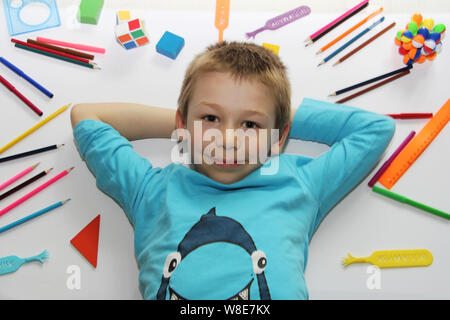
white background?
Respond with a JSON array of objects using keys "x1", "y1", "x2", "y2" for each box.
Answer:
[{"x1": 0, "y1": 0, "x2": 449, "y2": 299}]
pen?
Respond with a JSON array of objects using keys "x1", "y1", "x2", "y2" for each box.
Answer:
[{"x1": 0, "y1": 57, "x2": 53, "y2": 98}]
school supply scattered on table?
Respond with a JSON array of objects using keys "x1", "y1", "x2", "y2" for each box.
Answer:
[
  {"x1": 0, "y1": 144, "x2": 63, "y2": 164},
  {"x1": 305, "y1": 0, "x2": 369, "y2": 46},
  {"x1": 0, "y1": 250, "x2": 49, "y2": 275},
  {"x1": 262, "y1": 43, "x2": 280, "y2": 55},
  {"x1": 14, "y1": 42, "x2": 100, "y2": 70},
  {"x1": 115, "y1": 16, "x2": 150, "y2": 50},
  {"x1": 0, "y1": 104, "x2": 69, "y2": 155},
  {"x1": 368, "y1": 131, "x2": 416, "y2": 187},
  {"x1": 71, "y1": 214, "x2": 100, "y2": 268},
  {"x1": 36, "y1": 37, "x2": 106, "y2": 54},
  {"x1": 215, "y1": 0, "x2": 230, "y2": 43},
  {"x1": 385, "y1": 113, "x2": 433, "y2": 119},
  {"x1": 330, "y1": 65, "x2": 412, "y2": 96},
  {"x1": 246, "y1": 5, "x2": 311, "y2": 39},
  {"x1": 395, "y1": 14, "x2": 446, "y2": 65},
  {"x1": 0, "y1": 73, "x2": 43, "y2": 116},
  {"x1": 333, "y1": 21, "x2": 396, "y2": 66},
  {"x1": 336, "y1": 69, "x2": 411, "y2": 104},
  {"x1": 343, "y1": 249, "x2": 433, "y2": 268},
  {"x1": 318, "y1": 16, "x2": 385, "y2": 66},
  {"x1": 379, "y1": 99, "x2": 450, "y2": 189},
  {"x1": 27, "y1": 39, "x2": 94, "y2": 60},
  {"x1": 0, "y1": 167, "x2": 52, "y2": 201},
  {"x1": 372, "y1": 186, "x2": 450, "y2": 220},
  {"x1": 0, "y1": 167, "x2": 73, "y2": 217},
  {"x1": 78, "y1": 0, "x2": 104, "y2": 25},
  {"x1": 12, "y1": 38, "x2": 95, "y2": 66},
  {"x1": 316, "y1": 7, "x2": 383, "y2": 54},
  {"x1": 0, "y1": 199, "x2": 69, "y2": 234},
  {"x1": 2, "y1": 0, "x2": 60, "y2": 36},
  {"x1": 0, "y1": 57, "x2": 53, "y2": 98},
  {"x1": 156, "y1": 31, "x2": 185, "y2": 60},
  {"x1": 0, "y1": 162, "x2": 39, "y2": 192}
]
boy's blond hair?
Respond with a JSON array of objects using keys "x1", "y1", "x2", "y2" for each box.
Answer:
[{"x1": 177, "y1": 41, "x2": 291, "y2": 131}]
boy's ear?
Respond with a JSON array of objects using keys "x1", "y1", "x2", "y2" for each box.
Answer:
[
  {"x1": 270, "y1": 122, "x2": 290, "y2": 156},
  {"x1": 175, "y1": 109, "x2": 186, "y2": 130}
]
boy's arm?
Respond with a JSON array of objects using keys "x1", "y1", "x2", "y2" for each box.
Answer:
[
  {"x1": 70, "y1": 103, "x2": 177, "y2": 141},
  {"x1": 288, "y1": 98, "x2": 395, "y2": 236}
]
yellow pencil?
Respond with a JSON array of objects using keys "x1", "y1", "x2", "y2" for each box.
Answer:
[{"x1": 0, "y1": 103, "x2": 70, "y2": 155}]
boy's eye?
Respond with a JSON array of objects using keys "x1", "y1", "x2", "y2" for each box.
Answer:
[
  {"x1": 202, "y1": 115, "x2": 218, "y2": 122},
  {"x1": 243, "y1": 121, "x2": 259, "y2": 129}
]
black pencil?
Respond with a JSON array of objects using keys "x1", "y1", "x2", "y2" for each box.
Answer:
[
  {"x1": 0, "y1": 168, "x2": 52, "y2": 201},
  {"x1": 305, "y1": 2, "x2": 369, "y2": 46},
  {"x1": 0, "y1": 144, "x2": 63, "y2": 163},
  {"x1": 329, "y1": 65, "x2": 413, "y2": 96}
]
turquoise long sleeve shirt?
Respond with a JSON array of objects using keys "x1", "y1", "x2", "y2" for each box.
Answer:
[{"x1": 73, "y1": 97, "x2": 395, "y2": 300}]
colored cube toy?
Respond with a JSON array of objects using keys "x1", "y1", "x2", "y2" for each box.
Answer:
[
  {"x1": 78, "y1": 0, "x2": 104, "y2": 25},
  {"x1": 156, "y1": 31, "x2": 185, "y2": 60},
  {"x1": 115, "y1": 17, "x2": 150, "y2": 50},
  {"x1": 116, "y1": 10, "x2": 131, "y2": 24}
]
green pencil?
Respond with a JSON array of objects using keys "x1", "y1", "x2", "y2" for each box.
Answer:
[
  {"x1": 372, "y1": 185, "x2": 450, "y2": 220},
  {"x1": 14, "y1": 43, "x2": 100, "y2": 70}
]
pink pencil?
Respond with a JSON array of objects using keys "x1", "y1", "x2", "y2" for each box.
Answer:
[
  {"x1": 368, "y1": 131, "x2": 416, "y2": 187},
  {"x1": 36, "y1": 37, "x2": 106, "y2": 54},
  {"x1": 305, "y1": 0, "x2": 370, "y2": 43},
  {"x1": 0, "y1": 163, "x2": 39, "y2": 192},
  {"x1": 0, "y1": 167, "x2": 73, "y2": 217}
]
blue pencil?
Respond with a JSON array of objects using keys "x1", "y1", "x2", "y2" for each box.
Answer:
[
  {"x1": 0, "y1": 57, "x2": 54, "y2": 98},
  {"x1": 318, "y1": 17, "x2": 385, "y2": 66},
  {"x1": 0, "y1": 199, "x2": 70, "y2": 234}
]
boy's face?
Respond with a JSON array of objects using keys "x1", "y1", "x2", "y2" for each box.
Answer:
[{"x1": 176, "y1": 71, "x2": 290, "y2": 185}]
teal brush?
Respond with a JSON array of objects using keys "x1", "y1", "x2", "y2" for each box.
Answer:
[{"x1": 0, "y1": 250, "x2": 49, "y2": 275}]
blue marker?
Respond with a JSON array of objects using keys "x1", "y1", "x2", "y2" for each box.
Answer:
[
  {"x1": 0, "y1": 57, "x2": 54, "y2": 98},
  {"x1": 318, "y1": 16, "x2": 386, "y2": 66}
]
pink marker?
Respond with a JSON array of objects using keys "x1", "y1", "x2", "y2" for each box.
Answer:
[
  {"x1": 0, "y1": 167, "x2": 73, "y2": 217},
  {"x1": 305, "y1": 0, "x2": 370, "y2": 44},
  {"x1": 368, "y1": 131, "x2": 416, "y2": 187},
  {"x1": 36, "y1": 37, "x2": 106, "y2": 54},
  {"x1": 0, "y1": 163, "x2": 39, "y2": 192}
]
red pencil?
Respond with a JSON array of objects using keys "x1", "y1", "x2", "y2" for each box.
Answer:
[
  {"x1": 11, "y1": 39, "x2": 93, "y2": 65},
  {"x1": 385, "y1": 113, "x2": 433, "y2": 119},
  {"x1": 0, "y1": 74, "x2": 43, "y2": 116}
]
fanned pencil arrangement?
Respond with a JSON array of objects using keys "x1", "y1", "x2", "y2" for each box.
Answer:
[{"x1": 11, "y1": 38, "x2": 101, "y2": 70}]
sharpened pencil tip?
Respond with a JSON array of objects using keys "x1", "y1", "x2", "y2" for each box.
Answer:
[
  {"x1": 329, "y1": 93, "x2": 336, "y2": 97},
  {"x1": 333, "y1": 61, "x2": 340, "y2": 66},
  {"x1": 317, "y1": 61, "x2": 325, "y2": 66},
  {"x1": 32, "y1": 162, "x2": 40, "y2": 169}
]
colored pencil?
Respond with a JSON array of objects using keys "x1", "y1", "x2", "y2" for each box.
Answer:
[
  {"x1": 333, "y1": 21, "x2": 396, "y2": 66},
  {"x1": 36, "y1": 37, "x2": 106, "y2": 54},
  {"x1": 0, "y1": 163, "x2": 39, "y2": 192},
  {"x1": 0, "y1": 144, "x2": 63, "y2": 163},
  {"x1": 0, "y1": 74, "x2": 43, "y2": 116},
  {"x1": 316, "y1": 7, "x2": 383, "y2": 54},
  {"x1": 27, "y1": 39, "x2": 95, "y2": 60},
  {"x1": 318, "y1": 17, "x2": 385, "y2": 66},
  {"x1": 0, "y1": 199, "x2": 70, "y2": 234},
  {"x1": 372, "y1": 186, "x2": 450, "y2": 220},
  {"x1": 14, "y1": 43, "x2": 99, "y2": 70},
  {"x1": 385, "y1": 113, "x2": 433, "y2": 119},
  {"x1": 335, "y1": 70, "x2": 411, "y2": 104},
  {"x1": 368, "y1": 131, "x2": 415, "y2": 187},
  {"x1": 0, "y1": 104, "x2": 69, "y2": 155},
  {"x1": 0, "y1": 57, "x2": 53, "y2": 98},
  {"x1": 330, "y1": 65, "x2": 413, "y2": 96},
  {"x1": 305, "y1": 0, "x2": 370, "y2": 46},
  {"x1": 0, "y1": 167, "x2": 74, "y2": 217},
  {"x1": 11, "y1": 39, "x2": 93, "y2": 65},
  {"x1": 0, "y1": 168, "x2": 52, "y2": 201}
]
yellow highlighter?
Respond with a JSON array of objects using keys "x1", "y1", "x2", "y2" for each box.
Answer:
[{"x1": 342, "y1": 249, "x2": 433, "y2": 268}]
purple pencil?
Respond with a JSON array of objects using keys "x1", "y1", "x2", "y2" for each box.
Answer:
[{"x1": 368, "y1": 131, "x2": 416, "y2": 187}]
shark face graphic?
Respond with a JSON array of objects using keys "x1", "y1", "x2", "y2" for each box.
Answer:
[{"x1": 156, "y1": 207, "x2": 271, "y2": 300}]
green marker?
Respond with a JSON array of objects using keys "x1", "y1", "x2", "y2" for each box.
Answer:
[{"x1": 372, "y1": 186, "x2": 450, "y2": 220}]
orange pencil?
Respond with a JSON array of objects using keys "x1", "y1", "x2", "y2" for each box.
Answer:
[{"x1": 316, "y1": 7, "x2": 384, "y2": 54}]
